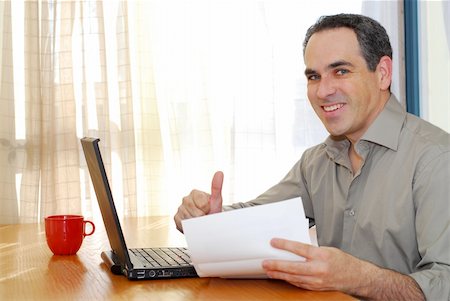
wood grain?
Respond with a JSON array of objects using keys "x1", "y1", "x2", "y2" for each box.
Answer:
[{"x1": 0, "y1": 217, "x2": 355, "y2": 300}]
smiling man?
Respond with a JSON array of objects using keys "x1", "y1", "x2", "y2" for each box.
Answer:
[
  {"x1": 174, "y1": 14, "x2": 450, "y2": 300},
  {"x1": 303, "y1": 25, "x2": 393, "y2": 174}
]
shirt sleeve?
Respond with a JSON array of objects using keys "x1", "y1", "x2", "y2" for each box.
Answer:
[{"x1": 409, "y1": 150, "x2": 450, "y2": 300}]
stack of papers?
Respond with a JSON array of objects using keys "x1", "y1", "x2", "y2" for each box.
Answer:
[{"x1": 182, "y1": 198, "x2": 311, "y2": 278}]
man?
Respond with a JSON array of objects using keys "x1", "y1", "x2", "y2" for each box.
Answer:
[{"x1": 174, "y1": 14, "x2": 450, "y2": 301}]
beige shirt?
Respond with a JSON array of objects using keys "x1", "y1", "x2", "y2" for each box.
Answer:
[{"x1": 225, "y1": 95, "x2": 450, "y2": 300}]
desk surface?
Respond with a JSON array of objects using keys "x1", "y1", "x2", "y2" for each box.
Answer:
[{"x1": 0, "y1": 216, "x2": 355, "y2": 300}]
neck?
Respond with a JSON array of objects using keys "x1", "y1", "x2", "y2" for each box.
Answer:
[{"x1": 348, "y1": 142, "x2": 363, "y2": 174}]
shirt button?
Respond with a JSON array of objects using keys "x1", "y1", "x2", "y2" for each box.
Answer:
[{"x1": 349, "y1": 209, "x2": 355, "y2": 216}]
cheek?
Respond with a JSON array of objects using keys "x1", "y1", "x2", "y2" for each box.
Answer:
[
  {"x1": 307, "y1": 87, "x2": 319, "y2": 105},
  {"x1": 306, "y1": 86, "x2": 313, "y2": 99},
  {"x1": 307, "y1": 95, "x2": 321, "y2": 115}
]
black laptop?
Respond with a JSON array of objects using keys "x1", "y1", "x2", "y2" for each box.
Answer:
[{"x1": 81, "y1": 137, "x2": 198, "y2": 280}]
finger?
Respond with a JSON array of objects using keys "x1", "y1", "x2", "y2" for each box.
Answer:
[
  {"x1": 174, "y1": 193, "x2": 209, "y2": 232},
  {"x1": 190, "y1": 190, "x2": 212, "y2": 213},
  {"x1": 271, "y1": 238, "x2": 315, "y2": 259},
  {"x1": 174, "y1": 205, "x2": 199, "y2": 233},
  {"x1": 174, "y1": 213, "x2": 184, "y2": 233},
  {"x1": 209, "y1": 171, "x2": 224, "y2": 214},
  {"x1": 183, "y1": 192, "x2": 211, "y2": 217},
  {"x1": 266, "y1": 270, "x2": 322, "y2": 290},
  {"x1": 263, "y1": 259, "x2": 314, "y2": 276}
]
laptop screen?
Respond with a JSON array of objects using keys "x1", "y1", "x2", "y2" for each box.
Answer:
[{"x1": 81, "y1": 137, "x2": 133, "y2": 270}]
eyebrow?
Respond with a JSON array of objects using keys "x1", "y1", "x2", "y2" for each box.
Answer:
[{"x1": 304, "y1": 60, "x2": 355, "y2": 76}]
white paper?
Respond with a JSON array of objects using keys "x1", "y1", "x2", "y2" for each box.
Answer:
[{"x1": 182, "y1": 198, "x2": 311, "y2": 278}]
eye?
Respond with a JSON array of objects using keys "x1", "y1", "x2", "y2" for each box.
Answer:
[
  {"x1": 336, "y1": 69, "x2": 350, "y2": 76},
  {"x1": 307, "y1": 74, "x2": 320, "y2": 81}
]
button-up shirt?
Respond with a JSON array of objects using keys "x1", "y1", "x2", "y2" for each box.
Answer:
[{"x1": 225, "y1": 95, "x2": 450, "y2": 300}]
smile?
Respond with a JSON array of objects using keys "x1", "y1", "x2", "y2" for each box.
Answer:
[{"x1": 323, "y1": 103, "x2": 344, "y2": 112}]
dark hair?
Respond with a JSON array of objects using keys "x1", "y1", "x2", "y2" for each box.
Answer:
[{"x1": 303, "y1": 14, "x2": 392, "y2": 71}]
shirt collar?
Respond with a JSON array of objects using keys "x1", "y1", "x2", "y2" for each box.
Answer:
[
  {"x1": 324, "y1": 94, "x2": 406, "y2": 155},
  {"x1": 361, "y1": 94, "x2": 406, "y2": 151}
]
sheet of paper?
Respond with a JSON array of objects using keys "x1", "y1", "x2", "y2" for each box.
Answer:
[{"x1": 182, "y1": 198, "x2": 311, "y2": 278}]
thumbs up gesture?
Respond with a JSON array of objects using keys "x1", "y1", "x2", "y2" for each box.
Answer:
[
  {"x1": 174, "y1": 171, "x2": 224, "y2": 233},
  {"x1": 209, "y1": 171, "x2": 224, "y2": 214}
]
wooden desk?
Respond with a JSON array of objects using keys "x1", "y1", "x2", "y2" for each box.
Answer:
[{"x1": 0, "y1": 216, "x2": 355, "y2": 300}]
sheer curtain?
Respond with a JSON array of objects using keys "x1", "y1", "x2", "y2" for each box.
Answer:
[
  {"x1": 2, "y1": 0, "x2": 395, "y2": 224},
  {"x1": 0, "y1": 0, "x2": 138, "y2": 223}
]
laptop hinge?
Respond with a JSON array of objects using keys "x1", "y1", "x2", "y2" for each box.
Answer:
[{"x1": 101, "y1": 250, "x2": 124, "y2": 275}]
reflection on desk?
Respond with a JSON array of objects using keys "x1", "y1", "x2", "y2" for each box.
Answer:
[{"x1": 0, "y1": 216, "x2": 355, "y2": 300}]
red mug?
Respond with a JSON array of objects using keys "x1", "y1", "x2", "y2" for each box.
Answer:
[{"x1": 45, "y1": 215, "x2": 95, "y2": 255}]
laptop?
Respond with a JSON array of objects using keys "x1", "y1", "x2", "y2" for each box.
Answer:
[{"x1": 80, "y1": 137, "x2": 198, "y2": 280}]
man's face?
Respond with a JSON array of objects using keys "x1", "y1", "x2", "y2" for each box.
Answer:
[{"x1": 304, "y1": 27, "x2": 390, "y2": 142}]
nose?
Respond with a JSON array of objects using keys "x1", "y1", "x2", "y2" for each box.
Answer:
[{"x1": 315, "y1": 75, "x2": 336, "y2": 99}]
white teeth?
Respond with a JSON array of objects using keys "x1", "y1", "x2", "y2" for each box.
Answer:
[{"x1": 323, "y1": 103, "x2": 344, "y2": 112}]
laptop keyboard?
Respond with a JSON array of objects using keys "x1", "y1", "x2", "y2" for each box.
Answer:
[{"x1": 131, "y1": 247, "x2": 192, "y2": 268}]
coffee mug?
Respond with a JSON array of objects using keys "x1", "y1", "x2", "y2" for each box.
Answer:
[{"x1": 45, "y1": 215, "x2": 95, "y2": 255}]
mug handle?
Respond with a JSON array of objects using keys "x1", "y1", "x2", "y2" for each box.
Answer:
[{"x1": 83, "y1": 220, "x2": 96, "y2": 237}]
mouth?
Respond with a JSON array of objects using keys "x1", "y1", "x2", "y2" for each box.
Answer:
[{"x1": 322, "y1": 103, "x2": 344, "y2": 113}]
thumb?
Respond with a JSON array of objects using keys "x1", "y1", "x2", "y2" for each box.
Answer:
[{"x1": 209, "y1": 171, "x2": 224, "y2": 214}]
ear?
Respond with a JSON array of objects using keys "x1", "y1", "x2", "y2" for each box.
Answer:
[{"x1": 377, "y1": 56, "x2": 392, "y2": 91}]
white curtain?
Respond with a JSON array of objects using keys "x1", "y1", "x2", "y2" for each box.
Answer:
[{"x1": 2, "y1": 0, "x2": 393, "y2": 224}]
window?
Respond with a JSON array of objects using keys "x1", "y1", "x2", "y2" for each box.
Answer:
[
  {"x1": 418, "y1": 0, "x2": 450, "y2": 132},
  {"x1": 4, "y1": 0, "x2": 412, "y2": 223}
]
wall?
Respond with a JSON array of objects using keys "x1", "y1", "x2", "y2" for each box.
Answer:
[{"x1": 419, "y1": 0, "x2": 450, "y2": 132}]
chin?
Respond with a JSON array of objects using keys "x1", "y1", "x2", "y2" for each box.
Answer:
[
  {"x1": 325, "y1": 128, "x2": 348, "y2": 139},
  {"x1": 324, "y1": 126, "x2": 342, "y2": 136}
]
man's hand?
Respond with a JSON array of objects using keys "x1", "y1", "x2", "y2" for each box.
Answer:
[
  {"x1": 262, "y1": 238, "x2": 424, "y2": 301},
  {"x1": 174, "y1": 171, "x2": 224, "y2": 232},
  {"x1": 262, "y1": 238, "x2": 367, "y2": 292}
]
